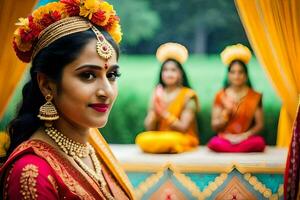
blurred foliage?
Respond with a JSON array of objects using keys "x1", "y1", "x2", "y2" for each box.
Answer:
[
  {"x1": 108, "y1": 0, "x2": 160, "y2": 46},
  {"x1": 116, "y1": 0, "x2": 249, "y2": 54},
  {"x1": 36, "y1": 0, "x2": 250, "y2": 54}
]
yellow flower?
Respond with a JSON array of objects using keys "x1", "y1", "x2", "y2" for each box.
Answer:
[
  {"x1": 80, "y1": 0, "x2": 100, "y2": 19},
  {"x1": 15, "y1": 18, "x2": 29, "y2": 28},
  {"x1": 97, "y1": 1, "x2": 114, "y2": 26},
  {"x1": 108, "y1": 23, "x2": 122, "y2": 44},
  {"x1": 0, "y1": 132, "x2": 10, "y2": 157},
  {"x1": 99, "y1": 1, "x2": 113, "y2": 14}
]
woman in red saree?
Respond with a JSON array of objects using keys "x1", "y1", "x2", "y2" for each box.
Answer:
[
  {"x1": 208, "y1": 44, "x2": 265, "y2": 153},
  {"x1": 136, "y1": 43, "x2": 200, "y2": 153},
  {"x1": 0, "y1": 1, "x2": 134, "y2": 199}
]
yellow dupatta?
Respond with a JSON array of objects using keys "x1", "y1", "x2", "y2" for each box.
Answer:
[
  {"x1": 158, "y1": 87, "x2": 199, "y2": 138},
  {"x1": 89, "y1": 129, "x2": 135, "y2": 199}
]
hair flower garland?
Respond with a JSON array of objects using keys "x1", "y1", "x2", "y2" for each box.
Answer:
[{"x1": 13, "y1": 0, "x2": 122, "y2": 63}]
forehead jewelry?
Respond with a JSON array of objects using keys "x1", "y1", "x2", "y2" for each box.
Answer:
[{"x1": 90, "y1": 26, "x2": 113, "y2": 69}]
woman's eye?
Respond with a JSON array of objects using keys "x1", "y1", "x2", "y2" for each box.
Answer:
[
  {"x1": 107, "y1": 71, "x2": 121, "y2": 81},
  {"x1": 80, "y1": 72, "x2": 96, "y2": 80}
]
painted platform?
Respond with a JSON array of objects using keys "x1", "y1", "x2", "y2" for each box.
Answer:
[{"x1": 110, "y1": 145, "x2": 288, "y2": 200}]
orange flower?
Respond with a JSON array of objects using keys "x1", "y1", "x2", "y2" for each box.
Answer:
[{"x1": 32, "y1": 2, "x2": 67, "y2": 29}]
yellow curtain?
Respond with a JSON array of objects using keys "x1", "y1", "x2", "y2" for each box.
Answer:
[
  {"x1": 235, "y1": 0, "x2": 300, "y2": 147},
  {"x1": 0, "y1": 0, "x2": 37, "y2": 119}
]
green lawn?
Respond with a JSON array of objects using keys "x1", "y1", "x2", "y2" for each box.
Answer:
[{"x1": 0, "y1": 55, "x2": 281, "y2": 144}]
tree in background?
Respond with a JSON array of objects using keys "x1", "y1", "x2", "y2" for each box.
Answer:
[
  {"x1": 112, "y1": 0, "x2": 249, "y2": 54},
  {"x1": 108, "y1": 0, "x2": 160, "y2": 51}
]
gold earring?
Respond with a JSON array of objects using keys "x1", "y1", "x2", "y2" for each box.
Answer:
[{"x1": 37, "y1": 94, "x2": 59, "y2": 127}]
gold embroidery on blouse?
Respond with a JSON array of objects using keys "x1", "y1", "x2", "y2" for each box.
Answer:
[
  {"x1": 4, "y1": 165, "x2": 14, "y2": 200},
  {"x1": 30, "y1": 140, "x2": 94, "y2": 199},
  {"x1": 20, "y1": 164, "x2": 38, "y2": 200},
  {"x1": 12, "y1": 140, "x2": 101, "y2": 199},
  {"x1": 48, "y1": 175, "x2": 59, "y2": 195}
]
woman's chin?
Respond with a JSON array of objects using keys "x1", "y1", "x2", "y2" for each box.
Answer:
[
  {"x1": 88, "y1": 118, "x2": 108, "y2": 129},
  {"x1": 164, "y1": 81, "x2": 178, "y2": 87}
]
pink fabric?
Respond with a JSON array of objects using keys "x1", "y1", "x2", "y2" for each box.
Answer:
[
  {"x1": 207, "y1": 135, "x2": 266, "y2": 153},
  {"x1": 5, "y1": 154, "x2": 63, "y2": 200},
  {"x1": 0, "y1": 140, "x2": 130, "y2": 200}
]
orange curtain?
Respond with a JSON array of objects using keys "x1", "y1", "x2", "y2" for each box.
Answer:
[
  {"x1": 0, "y1": 0, "x2": 37, "y2": 119},
  {"x1": 235, "y1": 0, "x2": 300, "y2": 147}
]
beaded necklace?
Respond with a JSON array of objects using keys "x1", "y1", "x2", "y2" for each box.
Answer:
[{"x1": 45, "y1": 127, "x2": 114, "y2": 200}]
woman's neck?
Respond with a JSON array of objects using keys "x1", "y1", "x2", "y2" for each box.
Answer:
[
  {"x1": 164, "y1": 85, "x2": 181, "y2": 93},
  {"x1": 53, "y1": 117, "x2": 89, "y2": 144},
  {"x1": 229, "y1": 84, "x2": 248, "y2": 93}
]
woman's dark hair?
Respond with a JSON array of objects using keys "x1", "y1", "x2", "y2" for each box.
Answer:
[
  {"x1": 5, "y1": 27, "x2": 119, "y2": 159},
  {"x1": 223, "y1": 60, "x2": 252, "y2": 88},
  {"x1": 158, "y1": 59, "x2": 191, "y2": 88}
]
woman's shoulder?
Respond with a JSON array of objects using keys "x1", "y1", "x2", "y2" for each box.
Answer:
[
  {"x1": 248, "y1": 88, "x2": 262, "y2": 98},
  {"x1": 3, "y1": 153, "x2": 59, "y2": 200},
  {"x1": 9, "y1": 153, "x2": 54, "y2": 175},
  {"x1": 215, "y1": 89, "x2": 225, "y2": 98},
  {"x1": 182, "y1": 87, "x2": 198, "y2": 97}
]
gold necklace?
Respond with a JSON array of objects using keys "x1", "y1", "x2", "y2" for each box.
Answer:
[
  {"x1": 45, "y1": 127, "x2": 115, "y2": 200},
  {"x1": 45, "y1": 127, "x2": 88, "y2": 158}
]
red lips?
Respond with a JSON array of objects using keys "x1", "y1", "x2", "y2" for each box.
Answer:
[{"x1": 89, "y1": 103, "x2": 109, "y2": 113}]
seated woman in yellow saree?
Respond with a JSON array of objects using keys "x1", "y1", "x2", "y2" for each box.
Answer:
[
  {"x1": 208, "y1": 44, "x2": 266, "y2": 153},
  {"x1": 0, "y1": 1, "x2": 135, "y2": 199},
  {"x1": 136, "y1": 43, "x2": 200, "y2": 154}
]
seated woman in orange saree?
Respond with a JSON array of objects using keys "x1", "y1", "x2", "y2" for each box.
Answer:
[
  {"x1": 0, "y1": 1, "x2": 134, "y2": 199},
  {"x1": 208, "y1": 44, "x2": 265, "y2": 153},
  {"x1": 136, "y1": 43, "x2": 200, "y2": 153}
]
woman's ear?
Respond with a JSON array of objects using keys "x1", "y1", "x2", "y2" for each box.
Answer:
[{"x1": 36, "y1": 72, "x2": 57, "y2": 97}]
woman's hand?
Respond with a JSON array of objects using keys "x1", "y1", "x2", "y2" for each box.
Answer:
[
  {"x1": 222, "y1": 131, "x2": 251, "y2": 144},
  {"x1": 153, "y1": 93, "x2": 168, "y2": 118},
  {"x1": 222, "y1": 97, "x2": 235, "y2": 116}
]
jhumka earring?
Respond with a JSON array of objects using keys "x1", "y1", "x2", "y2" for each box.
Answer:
[{"x1": 37, "y1": 94, "x2": 59, "y2": 127}]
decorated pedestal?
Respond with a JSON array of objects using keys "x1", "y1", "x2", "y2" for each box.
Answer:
[{"x1": 110, "y1": 145, "x2": 287, "y2": 200}]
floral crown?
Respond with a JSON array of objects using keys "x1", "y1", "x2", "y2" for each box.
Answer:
[
  {"x1": 156, "y1": 42, "x2": 189, "y2": 64},
  {"x1": 13, "y1": 0, "x2": 122, "y2": 63},
  {"x1": 220, "y1": 44, "x2": 252, "y2": 66}
]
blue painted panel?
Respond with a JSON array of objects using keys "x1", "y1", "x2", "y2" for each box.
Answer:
[
  {"x1": 185, "y1": 173, "x2": 219, "y2": 190},
  {"x1": 254, "y1": 173, "x2": 283, "y2": 193},
  {"x1": 126, "y1": 172, "x2": 153, "y2": 188}
]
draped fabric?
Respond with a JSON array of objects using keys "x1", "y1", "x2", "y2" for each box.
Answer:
[
  {"x1": 0, "y1": 0, "x2": 37, "y2": 119},
  {"x1": 235, "y1": 0, "x2": 300, "y2": 147},
  {"x1": 214, "y1": 89, "x2": 261, "y2": 135},
  {"x1": 0, "y1": 139, "x2": 135, "y2": 199}
]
